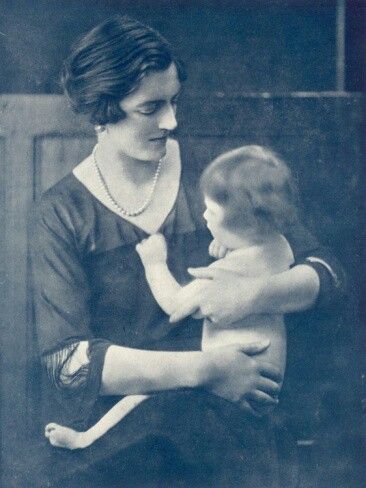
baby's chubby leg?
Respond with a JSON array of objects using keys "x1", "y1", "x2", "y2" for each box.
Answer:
[{"x1": 45, "y1": 394, "x2": 149, "y2": 450}]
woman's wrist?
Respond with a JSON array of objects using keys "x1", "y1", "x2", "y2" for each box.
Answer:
[
  {"x1": 177, "y1": 351, "x2": 216, "y2": 390},
  {"x1": 194, "y1": 350, "x2": 220, "y2": 388}
]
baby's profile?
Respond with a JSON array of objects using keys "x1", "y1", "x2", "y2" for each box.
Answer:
[{"x1": 46, "y1": 145, "x2": 298, "y2": 449}]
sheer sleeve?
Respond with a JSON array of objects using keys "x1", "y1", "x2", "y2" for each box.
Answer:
[
  {"x1": 31, "y1": 195, "x2": 112, "y2": 405},
  {"x1": 31, "y1": 196, "x2": 93, "y2": 353},
  {"x1": 43, "y1": 341, "x2": 90, "y2": 390},
  {"x1": 284, "y1": 219, "x2": 347, "y2": 311}
]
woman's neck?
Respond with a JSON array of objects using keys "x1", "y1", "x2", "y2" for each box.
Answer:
[{"x1": 95, "y1": 142, "x2": 160, "y2": 186}]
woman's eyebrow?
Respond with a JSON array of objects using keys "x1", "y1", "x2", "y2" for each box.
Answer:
[
  {"x1": 136, "y1": 88, "x2": 183, "y2": 107},
  {"x1": 136, "y1": 99, "x2": 162, "y2": 108}
]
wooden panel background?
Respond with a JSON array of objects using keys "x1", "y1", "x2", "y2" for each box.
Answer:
[
  {"x1": 0, "y1": 93, "x2": 363, "y2": 486},
  {"x1": 0, "y1": 98, "x2": 96, "y2": 466},
  {"x1": 33, "y1": 135, "x2": 95, "y2": 200}
]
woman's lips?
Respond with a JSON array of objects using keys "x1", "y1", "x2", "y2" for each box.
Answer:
[{"x1": 150, "y1": 135, "x2": 167, "y2": 143}]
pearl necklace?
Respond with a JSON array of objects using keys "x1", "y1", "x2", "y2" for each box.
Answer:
[{"x1": 92, "y1": 145, "x2": 162, "y2": 218}]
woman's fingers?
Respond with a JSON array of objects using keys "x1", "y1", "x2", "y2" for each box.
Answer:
[
  {"x1": 258, "y1": 363, "x2": 283, "y2": 383},
  {"x1": 169, "y1": 281, "x2": 207, "y2": 322},
  {"x1": 247, "y1": 389, "x2": 279, "y2": 406},
  {"x1": 239, "y1": 399, "x2": 263, "y2": 417},
  {"x1": 170, "y1": 303, "x2": 200, "y2": 323},
  {"x1": 169, "y1": 304, "x2": 199, "y2": 322},
  {"x1": 238, "y1": 340, "x2": 270, "y2": 356},
  {"x1": 192, "y1": 310, "x2": 205, "y2": 319},
  {"x1": 187, "y1": 266, "x2": 217, "y2": 279},
  {"x1": 257, "y1": 376, "x2": 282, "y2": 396}
]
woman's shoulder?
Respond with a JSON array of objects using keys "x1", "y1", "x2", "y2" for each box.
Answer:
[
  {"x1": 35, "y1": 170, "x2": 96, "y2": 234},
  {"x1": 42, "y1": 171, "x2": 83, "y2": 199},
  {"x1": 40, "y1": 170, "x2": 91, "y2": 208}
]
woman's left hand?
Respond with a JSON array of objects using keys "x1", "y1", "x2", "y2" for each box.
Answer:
[{"x1": 170, "y1": 267, "x2": 265, "y2": 325}]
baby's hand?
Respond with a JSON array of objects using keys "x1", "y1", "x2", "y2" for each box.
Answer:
[
  {"x1": 136, "y1": 233, "x2": 167, "y2": 265},
  {"x1": 208, "y1": 239, "x2": 229, "y2": 259}
]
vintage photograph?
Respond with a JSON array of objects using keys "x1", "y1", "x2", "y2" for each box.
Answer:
[{"x1": 0, "y1": 1, "x2": 365, "y2": 486}]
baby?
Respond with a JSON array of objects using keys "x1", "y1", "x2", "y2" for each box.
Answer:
[{"x1": 46, "y1": 145, "x2": 297, "y2": 449}]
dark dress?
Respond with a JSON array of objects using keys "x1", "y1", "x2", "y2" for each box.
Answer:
[{"x1": 31, "y1": 170, "x2": 345, "y2": 487}]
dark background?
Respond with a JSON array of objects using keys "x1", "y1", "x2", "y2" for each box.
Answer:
[
  {"x1": 0, "y1": 0, "x2": 364, "y2": 94},
  {"x1": 0, "y1": 0, "x2": 365, "y2": 486}
]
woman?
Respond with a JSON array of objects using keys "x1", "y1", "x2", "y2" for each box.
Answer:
[{"x1": 32, "y1": 15, "x2": 345, "y2": 487}]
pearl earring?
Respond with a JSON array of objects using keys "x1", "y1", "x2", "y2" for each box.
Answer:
[{"x1": 94, "y1": 125, "x2": 106, "y2": 133}]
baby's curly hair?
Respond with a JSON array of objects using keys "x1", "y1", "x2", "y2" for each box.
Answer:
[
  {"x1": 61, "y1": 15, "x2": 186, "y2": 125},
  {"x1": 200, "y1": 145, "x2": 299, "y2": 235}
]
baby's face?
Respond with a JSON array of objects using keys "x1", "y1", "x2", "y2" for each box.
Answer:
[
  {"x1": 203, "y1": 197, "x2": 233, "y2": 247},
  {"x1": 203, "y1": 196, "x2": 261, "y2": 250}
]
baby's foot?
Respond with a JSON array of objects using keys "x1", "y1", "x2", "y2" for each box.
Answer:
[{"x1": 45, "y1": 423, "x2": 91, "y2": 450}]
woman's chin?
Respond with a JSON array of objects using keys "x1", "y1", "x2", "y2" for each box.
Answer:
[
  {"x1": 149, "y1": 139, "x2": 168, "y2": 158},
  {"x1": 155, "y1": 146, "x2": 167, "y2": 160}
]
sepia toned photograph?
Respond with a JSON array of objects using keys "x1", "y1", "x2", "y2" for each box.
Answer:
[{"x1": 0, "y1": 1, "x2": 365, "y2": 486}]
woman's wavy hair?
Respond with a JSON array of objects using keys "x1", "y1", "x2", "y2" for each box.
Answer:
[
  {"x1": 61, "y1": 15, "x2": 186, "y2": 125},
  {"x1": 200, "y1": 145, "x2": 299, "y2": 235}
]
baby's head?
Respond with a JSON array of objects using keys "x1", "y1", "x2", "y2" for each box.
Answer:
[{"x1": 200, "y1": 145, "x2": 298, "y2": 248}]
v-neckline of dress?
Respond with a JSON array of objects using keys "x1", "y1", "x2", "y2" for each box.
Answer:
[
  {"x1": 72, "y1": 138, "x2": 182, "y2": 236},
  {"x1": 70, "y1": 171, "x2": 178, "y2": 238}
]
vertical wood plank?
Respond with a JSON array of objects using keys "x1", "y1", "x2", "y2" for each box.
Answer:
[{"x1": 336, "y1": 0, "x2": 346, "y2": 91}]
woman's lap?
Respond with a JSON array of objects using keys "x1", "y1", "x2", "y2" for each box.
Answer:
[{"x1": 45, "y1": 390, "x2": 286, "y2": 487}]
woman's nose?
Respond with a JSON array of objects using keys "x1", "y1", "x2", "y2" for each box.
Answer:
[
  {"x1": 203, "y1": 209, "x2": 208, "y2": 221},
  {"x1": 159, "y1": 104, "x2": 177, "y2": 131}
]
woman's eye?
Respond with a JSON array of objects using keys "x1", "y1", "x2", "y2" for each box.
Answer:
[{"x1": 139, "y1": 105, "x2": 158, "y2": 115}]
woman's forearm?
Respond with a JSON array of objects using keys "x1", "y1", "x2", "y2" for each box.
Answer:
[
  {"x1": 170, "y1": 263, "x2": 321, "y2": 325},
  {"x1": 101, "y1": 345, "x2": 208, "y2": 396},
  {"x1": 101, "y1": 342, "x2": 283, "y2": 413},
  {"x1": 259, "y1": 264, "x2": 320, "y2": 315}
]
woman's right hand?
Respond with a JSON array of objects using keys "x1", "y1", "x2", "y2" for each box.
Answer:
[{"x1": 204, "y1": 341, "x2": 282, "y2": 416}]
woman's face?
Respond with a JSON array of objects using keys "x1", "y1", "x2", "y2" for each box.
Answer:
[{"x1": 105, "y1": 63, "x2": 181, "y2": 163}]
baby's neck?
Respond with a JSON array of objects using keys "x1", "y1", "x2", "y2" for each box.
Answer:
[{"x1": 228, "y1": 230, "x2": 278, "y2": 251}]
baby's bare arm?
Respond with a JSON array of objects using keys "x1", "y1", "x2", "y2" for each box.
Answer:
[
  {"x1": 136, "y1": 234, "x2": 182, "y2": 314},
  {"x1": 144, "y1": 262, "x2": 182, "y2": 314}
]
